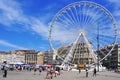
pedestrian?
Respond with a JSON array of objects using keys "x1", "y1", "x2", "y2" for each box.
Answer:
[
  {"x1": 79, "y1": 68, "x2": 81, "y2": 74},
  {"x1": 46, "y1": 67, "x2": 51, "y2": 79},
  {"x1": 93, "y1": 68, "x2": 97, "y2": 77},
  {"x1": 54, "y1": 66, "x2": 60, "y2": 77},
  {"x1": 86, "y1": 68, "x2": 88, "y2": 77},
  {"x1": 34, "y1": 67, "x2": 37, "y2": 75},
  {"x1": 3, "y1": 65, "x2": 8, "y2": 78},
  {"x1": 39, "y1": 67, "x2": 42, "y2": 75}
]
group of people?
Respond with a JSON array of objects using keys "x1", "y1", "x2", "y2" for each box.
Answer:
[
  {"x1": 33, "y1": 65, "x2": 61, "y2": 79},
  {"x1": 78, "y1": 67, "x2": 97, "y2": 77},
  {"x1": 1, "y1": 63, "x2": 98, "y2": 79},
  {"x1": 46, "y1": 66, "x2": 61, "y2": 79},
  {"x1": 33, "y1": 66, "x2": 43, "y2": 75},
  {"x1": 1, "y1": 63, "x2": 62, "y2": 79},
  {"x1": 86, "y1": 68, "x2": 97, "y2": 77}
]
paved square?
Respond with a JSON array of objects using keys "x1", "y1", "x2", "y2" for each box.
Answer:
[{"x1": 0, "y1": 70, "x2": 120, "y2": 80}]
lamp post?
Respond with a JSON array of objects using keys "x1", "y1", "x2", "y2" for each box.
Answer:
[{"x1": 97, "y1": 24, "x2": 100, "y2": 71}]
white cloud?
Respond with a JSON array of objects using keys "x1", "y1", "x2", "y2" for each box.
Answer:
[
  {"x1": 0, "y1": 0, "x2": 49, "y2": 39},
  {"x1": 107, "y1": 0, "x2": 120, "y2": 42},
  {"x1": 108, "y1": 0, "x2": 120, "y2": 4},
  {"x1": 108, "y1": 0, "x2": 120, "y2": 18},
  {"x1": 31, "y1": 18, "x2": 48, "y2": 39},
  {"x1": 0, "y1": 0, "x2": 50, "y2": 49},
  {"x1": 0, "y1": 0, "x2": 29, "y2": 26},
  {"x1": 0, "y1": 40, "x2": 28, "y2": 49}
]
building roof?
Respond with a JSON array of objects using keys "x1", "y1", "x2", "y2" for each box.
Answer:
[{"x1": 37, "y1": 52, "x2": 44, "y2": 56}]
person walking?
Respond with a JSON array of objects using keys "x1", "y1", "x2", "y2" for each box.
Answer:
[
  {"x1": 93, "y1": 68, "x2": 97, "y2": 77},
  {"x1": 3, "y1": 65, "x2": 8, "y2": 78},
  {"x1": 46, "y1": 67, "x2": 51, "y2": 79},
  {"x1": 34, "y1": 67, "x2": 37, "y2": 75},
  {"x1": 39, "y1": 67, "x2": 42, "y2": 75},
  {"x1": 86, "y1": 68, "x2": 88, "y2": 77},
  {"x1": 79, "y1": 68, "x2": 81, "y2": 74}
]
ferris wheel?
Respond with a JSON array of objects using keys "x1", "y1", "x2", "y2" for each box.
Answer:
[{"x1": 49, "y1": 1, "x2": 118, "y2": 65}]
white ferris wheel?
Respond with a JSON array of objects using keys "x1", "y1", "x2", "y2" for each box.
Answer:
[{"x1": 48, "y1": 1, "x2": 118, "y2": 66}]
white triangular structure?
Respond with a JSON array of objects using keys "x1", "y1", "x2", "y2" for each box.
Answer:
[{"x1": 61, "y1": 30, "x2": 97, "y2": 66}]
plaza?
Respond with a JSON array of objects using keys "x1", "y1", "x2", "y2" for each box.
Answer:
[
  {"x1": 0, "y1": 70, "x2": 120, "y2": 80},
  {"x1": 0, "y1": 0, "x2": 120, "y2": 80}
]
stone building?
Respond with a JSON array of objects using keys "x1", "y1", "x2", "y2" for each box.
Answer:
[
  {"x1": 44, "y1": 50, "x2": 54, "y2": 64},
  {"x1": 37, "y1": 52, "x2": 44, "y2": 65},
  {"x1": 0, "y1": 50, "x2": 44, "y2": 65},
  {"x1": 0, "y1": 51, "x2": 7, "y2": 63},
  {"x1": 57, "y1": 42, "x2": 94, "y2": 65},
  {"x1": 98, "y1": 44, "x2": 120, "y2": 70}
]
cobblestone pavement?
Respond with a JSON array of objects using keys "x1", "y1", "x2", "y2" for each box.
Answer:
[{"x1": 0, "y1": 70, "x2": 120, "y2": 80}]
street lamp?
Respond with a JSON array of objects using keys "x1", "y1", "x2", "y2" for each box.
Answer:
[{"x1": 97, "y1": 24, "x2": 100, "y2": 71}]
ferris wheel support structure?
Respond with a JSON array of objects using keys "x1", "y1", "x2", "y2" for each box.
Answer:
[{"x1": 61, "y1": 30, "x2": 98, "y2": 66}]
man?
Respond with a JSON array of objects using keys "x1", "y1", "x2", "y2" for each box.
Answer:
[
  {"x1": 3, "y1": 65, "x2": 8, "y2": 78},
  {"x1": 79, "y1": 68, "x2": 81, "y2": 74},
  {"x1": 93, "y1": 68, "x2": 97, "y2": 77},
  {"x1": 86, "y1": 68, "x2": 88, "y2": 77}
]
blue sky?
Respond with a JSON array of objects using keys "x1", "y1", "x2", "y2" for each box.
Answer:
[{"x1": 0, "y1": 0, "x2": 120, "y2": 52}]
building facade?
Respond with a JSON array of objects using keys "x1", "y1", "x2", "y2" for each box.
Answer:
[
  {"x1": 37, "y1": 52, "x2": 44, "y2": 65},
  {"x1": 25, "y1": 52, "x2": 37, "y2": 64},
  {"x1": 98, "y1": 44, "x2": 120, "y2": 70},
  {"x1": 57, "y1": 42, "x2": 94, "y2": 65},
  {"x1": 15, "y1": 50, "x2": 37, "y2": 64},
  {"x1": 0, "y1": 50, "x2": 44, "y2": 65},
  {"x1": 0, "y1": 51, "x2": 7, "y2": 63},
  {"x1": 44, "y1": 50, "x2": 54, "y2": 64}
]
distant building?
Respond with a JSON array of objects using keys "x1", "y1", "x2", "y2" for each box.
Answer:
[
  {"x1": 0, "y1": 50, "x2": 45, "y2": 65},
  {"x1": 56, "y1": 46, "x2": 71, "y2": 64},
  {"x1": 37, "y1": 52, "x2": 44, "y2": 65},
  {"x1": 0, "y1": 51, "x2": 7, "y2": 63},
  {"x1": 44, "y1": 50, "x2": 54, "y2": 64},
  {"x1": 57, "y1": 42, "x2": 94, "y2": 65},
  {"x1": 15, "y1": 50, "x2": 37, "y2": 64},
  {"x1": 98, "y1": 44, "x2": 120, "y2": 70},
  {"x1": 15, "y1": 50, "x2": 35, "y2": 63},
  {"x1": 15, "y1": 50, "x2": 36, "y2": 53},
  {"x1": 15, "y1": 50, "x2": 44, "y2": 65},
  {"x1": 6, "y1": 51, "x2": 24, "y2": 64},
  {"x1": 25, "y1": 52, "x2": 37, "y2": 64}
]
